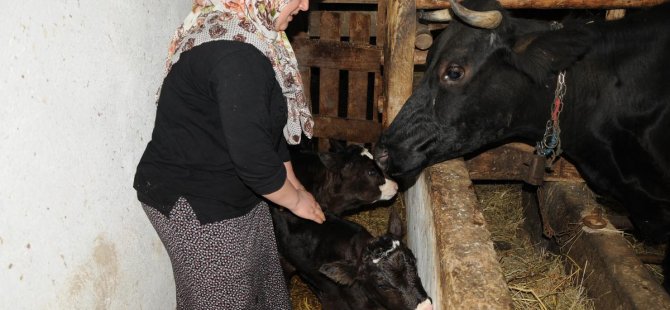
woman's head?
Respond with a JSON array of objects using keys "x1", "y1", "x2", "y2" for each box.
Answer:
[{"x1": 274, "y1": 0, "x2": 309, "y2": 31}]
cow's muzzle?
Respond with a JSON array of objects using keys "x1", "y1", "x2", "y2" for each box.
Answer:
[{"x1": 373, "y1": 144, "x2": 390, "y2": 172}]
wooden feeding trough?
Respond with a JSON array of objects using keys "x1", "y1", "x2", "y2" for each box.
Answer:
[{"x1": 294, "y1": 0, "x2": 670, "y2": 309}]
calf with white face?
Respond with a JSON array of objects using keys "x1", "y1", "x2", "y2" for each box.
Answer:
[{"x1": 290, "y1": 143, "x2": 398, "y2": 215}]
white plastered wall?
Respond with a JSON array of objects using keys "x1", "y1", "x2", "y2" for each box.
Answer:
[{"x1": 0, "y1": 1, "x2": 191, "y2": 308}]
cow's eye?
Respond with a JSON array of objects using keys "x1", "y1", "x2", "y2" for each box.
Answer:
[{"x1": 443, "y1": 65, "x2": 465, "y2": 81}]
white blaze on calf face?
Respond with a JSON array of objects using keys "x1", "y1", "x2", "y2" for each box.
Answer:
[
  {"x1": 416, "y1": 298, "x2": 433, "y2": 310},
  {"x1": 372, "y1": 240, "x2": 400, "y2": 264},
  {"x1": 360, "y1": 148, "x2": 374, "y2": 160},
  {"x1": 361, "y1": 147, "x2": 398, "y2": 201}
]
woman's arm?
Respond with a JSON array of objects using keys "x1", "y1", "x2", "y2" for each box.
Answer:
[{"x1": 284, "y1": 161, "x2": 305, "y2": 191}]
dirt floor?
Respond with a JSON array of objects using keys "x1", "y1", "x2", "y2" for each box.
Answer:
[{"x1": 289, "y1": 183, "x2": 666, "y2": 310}]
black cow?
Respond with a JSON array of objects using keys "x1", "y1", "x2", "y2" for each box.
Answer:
[
  {"x1": 271, "y1": 207, "x2": 432, "y2": 310},
  {"x1": 375, "y1": 0, "x2": 670, "y2": 290},
  {"x1": 291, "y1": 143, "x2": 398, "y2": 215}
]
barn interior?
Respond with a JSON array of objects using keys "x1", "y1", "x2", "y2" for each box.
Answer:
[{"x1": 284, "y1": 1, "x2": 668, "y2": 309}]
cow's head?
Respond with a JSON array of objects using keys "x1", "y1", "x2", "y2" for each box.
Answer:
[
  {"x1": 318, "y1": 209, "x2": 432, "y2": 310},
  {"x1": 319, "y1": 143, "x2": 398, "y2": 213},
  {"x1": 376, "y1": 0, "x2": 596, "y2": 187}
]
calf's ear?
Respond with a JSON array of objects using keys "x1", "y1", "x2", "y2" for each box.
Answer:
[
  {"x1": 509, "y1": 27, "x2": 596, "y2": 84},
  {"x1": 319, "y1": 261, "x2": 357, "y2": 285},
  {"x1": 328, "y1": 139, "x2": 347, "y2": 153},
  {"x1": 387, "y1": 207, "x2": 404, "y2": 238},
  {"x1": 318, "y1": 153, "x2": 340, "y2": 171}
]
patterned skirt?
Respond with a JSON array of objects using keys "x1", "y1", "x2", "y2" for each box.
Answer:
[{"x1": 142, "y1": 197, "x2": 291, "y2": 310}]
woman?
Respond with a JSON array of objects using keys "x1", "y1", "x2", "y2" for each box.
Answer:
[{"x1": 133, "y1": 0, "x2": 324, "y2": 308}]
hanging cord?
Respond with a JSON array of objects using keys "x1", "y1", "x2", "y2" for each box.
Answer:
[{"x1": 535, "y1": 70, "x2": 566, "y2": 169}]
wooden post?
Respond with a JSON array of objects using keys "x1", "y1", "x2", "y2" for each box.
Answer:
[{"x1": 383, "y1": 0, "x2": 416, "y2": 127}]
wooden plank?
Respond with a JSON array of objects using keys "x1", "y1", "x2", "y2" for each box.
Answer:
[
  {"x1": 465, "y1": 143, "x2": 584, "y2": 182},
  {"x1": 406, "y1": 160, "x2": 514, "y2": 310},
  {"x1": 293, "y1": 39, "x2": 382, "y2": 72},
  {"x1": 377, "y1": 0, "x2": 387, "y2": 47},
  {"x1": 373, "y1": 73, "x2": 382, "y2": 121},
  {"x1": 312, "y1": 116, "x2": 382, "y2": 143},
  {"x1": 375, "y1": 0, "x2": 387, "y2": 122},
  {"x1": 318, "y1": 12, "x2": 342, "y2": 151},
  {"x1": 416, "y1": 0, "x2": 667, "y2": 9},
  {"x1": 348, "y1": 13, "x2": 372, "y2": 121},
  {"x1": 383, "y1": 0, "x2": 417, "y2": 126},
  {"x1": 308, "y1": 11, "x2": 378, "y2": 38},
  {"x1": 523, "y1": 182, "x2": 670, "y2": 310},
  {"x1": 299, "y1": 65, "x2": 311, "y2": 104}
]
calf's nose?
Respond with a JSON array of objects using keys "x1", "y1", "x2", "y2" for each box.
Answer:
[{"x1": 415, "y1": 298, "x2": 433, "y2": 310}]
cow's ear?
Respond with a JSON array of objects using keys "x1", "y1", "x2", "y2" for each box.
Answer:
[
  {"x1": 510, "y1": 27, "x2": 596, "y2": 84},
  {"x1": 387, "y1": 207, "x2": 404, "y2": 238},
  {"x1": 318, "y1": 153, "x2": 339, "y2": 170},
  {"x1": 328, "y1": 139, "x2": 347, "y2": 153},
  {"x1": 319, "y1": 261, "x2": 357, "y2": 285}
]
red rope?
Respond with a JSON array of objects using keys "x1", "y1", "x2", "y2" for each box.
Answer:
[{"x1": 551, "y1": 97, "x2": 561, "y2": 122}]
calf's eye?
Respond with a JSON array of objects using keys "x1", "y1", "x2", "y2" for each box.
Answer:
[
  {"x1": 443, "y1": 65, "x2": 465, "y2": 81},
  {"x1": 368, "y1": 169, "x2": 378, "y2": 176}
]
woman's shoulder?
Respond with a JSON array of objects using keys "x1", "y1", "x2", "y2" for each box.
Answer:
[{"x1": 193, "y1": 40, "x2": 272, "y2": 69}]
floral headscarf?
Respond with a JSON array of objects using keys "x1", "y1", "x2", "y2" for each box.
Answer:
[{"x1": 161, "y1": 0, "x2": 313, "y2": 144}]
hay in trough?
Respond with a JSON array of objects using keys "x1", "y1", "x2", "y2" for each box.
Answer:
[{"x1": 475, "y1": 182, "x2": 595, "y2": 310}]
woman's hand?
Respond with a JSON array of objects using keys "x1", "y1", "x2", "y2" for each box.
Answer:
[
  {"x1": 263, "y1": 179, "x2": 325, "y2": 224},
  {"x1": 286, "y1": 189, "x2": 325, "y2": 223}
]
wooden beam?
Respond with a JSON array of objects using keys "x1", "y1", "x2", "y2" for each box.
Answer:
[
  {"x1": 293, "y1": 38, "x2": 382, "y2": 72},
  {"x1": 465, "y1": 143, "x2": 584, "y2": 182},
  {"x1": 319, "y1": 0, "x2": 667, "y2": 9},
  {"x1": 383, "y1": 0, "x2": 417, "y2": 127},
  {"x1": 312, "y1": 116, "x2": 382, "y2": 143},
  {"x1": 416, "y1": 0, "x2": 668, "y2": 9},
  {"x1": 406, "y1": 160, "x2": 514, "y2": 309}
]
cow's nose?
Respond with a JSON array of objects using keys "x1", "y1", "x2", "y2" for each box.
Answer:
[{"x1": 373, "y1": 144, "x2": 389, "y2": 171}]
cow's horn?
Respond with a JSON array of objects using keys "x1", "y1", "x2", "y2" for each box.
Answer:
[
  {"x1": 418, "y1": 9, "x2": 452, "y2": 22},
  {"x1": 448, "y1": 0, "x2": 502, "y2": 29}
]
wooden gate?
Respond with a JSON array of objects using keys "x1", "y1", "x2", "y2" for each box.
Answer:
[{"x1": 292, "y1": 2, "x2": 386, "y2": 151}]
